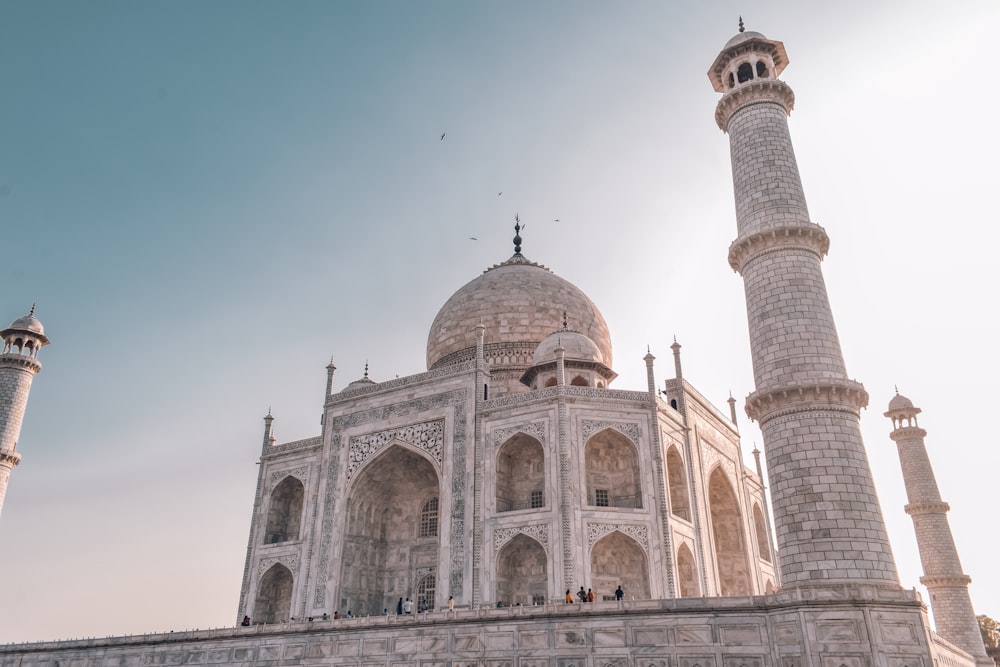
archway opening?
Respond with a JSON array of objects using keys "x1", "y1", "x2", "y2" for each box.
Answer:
[
  {"x1": 752, "y1": 503, "x2": 771, "y2": 563},
  {"x1": 265, "y1": 476, "x2": 304, "y2": 544},
  {"x1": 590, "y1": 531, "x2": 649, "y2": 601},
  {"x1": 708, "y1": 469, "x2": 751, "y2": 596},
  {"x1": 255, "y1": 564, "x2": 293, "y2": 624},
  {"x1": 496, "y1": 534, "x2": 547, "y2": 606},
  {"x1": 676, "y1": 543, "x2": 698, "y2": 598},
  {"x1": 585, "y1": 429, "x2": 641, "y2": 508},
  {"x1": 666, "y1": 446, "x2": 690, "y2": 520},
  {"x1": 341, "y1": 445, "x2": 440, "y2": 615},
  {"x1": 496, "y1": 433, "x2": 544, "y2": 512}
]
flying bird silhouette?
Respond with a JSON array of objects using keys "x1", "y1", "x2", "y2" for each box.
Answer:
[
  {"x1": 497, "y1": 192, "x2": 502, "y2": 197},
  {"x1": 440, "y1": 132, "x2": 446, "y2": 140},
  {"x1": 469, "y1": 237, "x2": 478, "y2": 241}
]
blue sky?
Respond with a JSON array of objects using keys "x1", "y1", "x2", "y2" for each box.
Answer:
[{"x1": 2, "y1": 0, "x2": 998, "y2": 642}]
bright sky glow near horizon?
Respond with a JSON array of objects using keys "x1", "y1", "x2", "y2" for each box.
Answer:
[{"x1": 2, "y1": 0, "x2": 998, "y2": 643}]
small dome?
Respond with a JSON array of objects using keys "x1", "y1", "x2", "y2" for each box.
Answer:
[
  {"x1": 888, "y1": 392, "x2": 915, "y2": 412},
  {"x1": 341, "y1": 376, "x2": 376, "y2": 393},
  {"x1": 531, "y1": 330, "x2": 604, "y2": 366},
  {"x1": 9, "y1": 313, "x2": 44, "y2": 336},
  {"x1": 724, "y1": 30, "x2": 767, "y2": 49}
]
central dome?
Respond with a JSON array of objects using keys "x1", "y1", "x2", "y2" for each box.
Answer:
[{"x1": 426, "y1": 254, "x2": 612, "y2": 370}]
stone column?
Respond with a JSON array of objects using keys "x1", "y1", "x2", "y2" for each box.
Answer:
[
  {"x1": 885, "y1": 393, "x2": 991, "y2": 666},
  {"x1": 710, "y1": 30, "x2": 898, "y2": 587},
  {"x1": 0, "y1": 309, "x2": 49, "y2": 522}
]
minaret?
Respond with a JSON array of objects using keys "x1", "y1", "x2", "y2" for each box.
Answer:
[
  {"x1": 710, "y1": 24, "x2": 899, "y2": 587},
  {"x1": 0, "y1": 307, "x2": 50, "y2": 521},
  {"x1": 885, "y1": 392, "x2": 990, "y2": 666}
]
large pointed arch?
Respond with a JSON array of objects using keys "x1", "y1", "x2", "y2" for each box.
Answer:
[
  {"x1": 676, "y1": 543, "x2": 698, "y2": 598},
  {"x1": 585, "y1": 428, "x2": 642, "y2": 509},
  {"x1": 708, "y1": 468, "x2": 751, "y2": 596},
  {"x1": 264, "y1": 476, "x2": 304, "y2": 544},
  {"x1": 496, "y1": 433, "x2": 545, "y2": 512},
  {"x1": 666, "y1": 445, "x2": 690, "y2": 520},
  {"x1": 255, "y1": 564, "x2": 293, "y2": 624},
  {"x1": 590, "y1": 531, "x2": 649, "y2": 600},
  {"x1": 496, "y1": 533, "x2": 547, "y2": 606},
  {"x1": 340, "y1": 443, "x2": 441, "y2": 615}
]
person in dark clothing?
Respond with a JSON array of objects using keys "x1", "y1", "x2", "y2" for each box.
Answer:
[
  {"x1": 615, "y1": 585, "x2": 624, "y2": 601},
  {"x1": 396, "y1": 597, "x2": 403, "y2": 614}
]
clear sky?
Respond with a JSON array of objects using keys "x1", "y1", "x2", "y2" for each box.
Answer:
[{"x1": 1, "y1": 0, "x2": 998, "y2": 643}]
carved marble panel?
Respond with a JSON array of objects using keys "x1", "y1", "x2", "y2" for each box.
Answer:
[
  {"x1": 587, "y1": 522, "x2": 650, "y2": 552},
  {"x1": 494, "y1": 524, "x2": 550, "y2": 552},
  {"x1": 581, "y1": 420, "x2": 641, "y2": 444},
  {"x1": 347, "y1": 419, "x2": 445, "y2": 480},
  {"x1": 493, "y1": 422, "x2": 546, "y2": 448}
]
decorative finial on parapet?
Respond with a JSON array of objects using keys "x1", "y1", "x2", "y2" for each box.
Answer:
[
  {"x1": 513, "y1": 215, "x2": 524, "y2": 255},
  {"x1": 728, "y1": 391, "x2": 738, "y2": 425},
  {"x1": 738, "y1": 16, "x2": 745, "y2": 33},
  {"x1": 562, "y1": 312, "x2": 569, "y2": 330}
]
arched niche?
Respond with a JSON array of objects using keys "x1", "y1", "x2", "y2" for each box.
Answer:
[
  {"x1": 590, "y1": 531, "x2": 649, "y2": 600},
  {"x1": 570, "y1": 375, "x2": 589, "y2": 386},
  {"x1": 496, "y1": 534, "x2": 547, "y2": 606},
  {"x1": 708, "y1": 468, "x2": 751, "y2": 596},
  {"x1": 666, "y1": 446, "x2": 690, "y2": 520},
  {"x1": 752, "y1": 503, "x2": 771, "y2": 563},
  {"x1": 496, "y1": 433, "x2": 544, "y2": 512},
  {"x1": 340, "y1": 444, "x2": 440, "y2": 616},
  {"x1": 676, "y1": 543, "x2": 698, "y2": 598},
  {"x1": 585, "y1": 429, "x2": 641, "y2": 509},
  {"x1": 416, "y1": 573, "x2": 436, "y2": 612},
  {"x1": 255, "y1": 564, "x2": 293, "y2": 624},
  {"x1": 265, "y1": 476, "x2": 304, "y2": 544}
]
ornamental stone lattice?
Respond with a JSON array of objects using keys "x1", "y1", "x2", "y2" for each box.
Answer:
[
  {"x1": 346, "y1": 419, "x2": 444, "y2": 480},
  {"x1": 580, "y1": 420, "x2": 641, "y2": 444},
  {"x1": 586, "y1": 522, "x2": 649, "y2": 553},
  {"x1": 493, "y1": 524, "x2": 550, "y2": 553}
]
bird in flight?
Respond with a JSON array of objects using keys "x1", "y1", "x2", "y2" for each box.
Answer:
[
  {"x1": 440, "y1": 132, "x2": 446, "y2": 140},
  {"x1": 554, "y1": 219, "x2": 560, "y2": 222},
  {"x1": 497, "y1": 191, "x2": 502, "y2": 197},
  {"x1": 469, "y1": 237, "x2": 478, "y2": 241}
]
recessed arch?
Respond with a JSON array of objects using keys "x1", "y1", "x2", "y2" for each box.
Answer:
[
  {"x1": 666, "y1": 446, "x2": 690, "y2": 520},
  {"x1": 585, "y1": 428, "x2": 641, "y2": 508},
  {"x1": 340, "y1": 444, "x2": 440, "y2": 616},
  {"x1": 752, "y1": 503, "x2": 771, "y2": 563},
  {"x1": 496, "y1": 433, "x2": 544, "y2": 512},
  {"x1": 416, "y1": 572, "x2": 436, "y2": 611},
  {"x1": 590, "y1": 531, "x2": 649, "y2": 600},
  {"x1": 255, "y1": 564, "x2": 293, "y2": 624},
  {"x1": 737, "y1": 62, "x2": 754, "y2": 83},
  {"x1": 496, "y1": 534, "x2": 547, "y2": 606},
  {"x1": 265, "y1": 476, "x2": 304, "y2": 544},
  {"x1": 676, "y1": 543, "x2": 698, "y2": 598},
  {"x1": 708, "y1": 468, "x2": 751, "y2": 596},
  {"x1": 570, "y1": 375, "x2": 589, "y2": 386}
]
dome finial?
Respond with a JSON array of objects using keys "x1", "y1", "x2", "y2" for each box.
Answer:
[
  {"x1": 364, "y1": 361, "x2": 369, "y2": 379},
  {"x1": 29, "y1": 303, "x2": 35, "y2": 317},
  {"x1": 513, "y1": 214, "x2": 523, "y2": 255},
  {"x1": 562, "y1": 311, "x2": 568, "y2": 330},
  {"x1": 738, "y1": 16, "x2": 745, "y2": 33}
]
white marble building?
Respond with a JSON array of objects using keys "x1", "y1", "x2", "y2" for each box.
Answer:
[{"x1": 239, "y1": 232, "x2": 778, "y2": 623}]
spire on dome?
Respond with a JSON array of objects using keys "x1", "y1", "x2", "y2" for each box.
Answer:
[
  {"x1": 738, "y1": 16, "x2": 745, "y2": 33},
  {"x1": 513, "y1": 215, "x2": 524, "y2": 255}
]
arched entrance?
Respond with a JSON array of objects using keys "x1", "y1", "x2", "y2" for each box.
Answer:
[
  {"x1": 255, "y1": 564, "x2": 293, "y2": 624},
  {"x1": 708, "y1": 469, "x2": 750, "y2": 596},
  {"x1": 590, "y1": 531, "x2": 649, "y2": 600},
  {"x1": 496, "y1": 534, "x2": 547, "y2": 606},
  {"x1": 666, "y1": 446, "x2": 690, "y2": 520},
  {"x1": 676, "y1": 543, "x2": 698, "y2": 598},
  {"x1": 265, "y1": 476, "x2": 304, "y2": 544},
  {"x1": 585, "y1": 429, "x2": 642, "y2": 509},
  {"x1": 341, "y1": 445, "x2": 440, "y2": 615},
  {"x1": 496, "y1": 433, "x2": 544, "y2": 512},
  {"x1": 752, "y1": 503, "x2": 771, "y2": 563}
]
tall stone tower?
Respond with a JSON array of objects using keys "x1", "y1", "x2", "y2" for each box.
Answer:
[
  {"x1": 0, "y1": 307, "x2": 49, "y2": 521},
  {"x1": 709, "y1": 25, "x2": 899, "y2": 587},
  {"x1": 885, "y1": 392, "x2": 991, "y2": 666}
]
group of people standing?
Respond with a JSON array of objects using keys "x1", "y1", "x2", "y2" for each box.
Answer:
[{"x1": 565, "y1": 585, "x2": 624, "y2": 603}]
